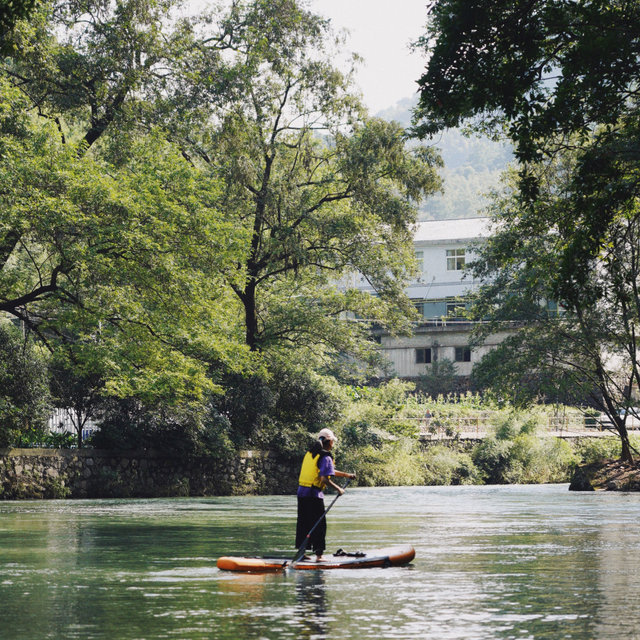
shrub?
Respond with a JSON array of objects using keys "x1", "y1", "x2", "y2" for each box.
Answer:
[
  {"x1": 0, "y1": 324, "x2": 51, "y2": 447},
  {"x1": 473, "y1": 431, "x2": 578, "y2": 484},
  {"x1": 574, "y1": 437, "x2": 622, "y2": 464},
  {"x1": 506, "y1": 434, "x2": 577, "y2": 484},
  {"x1": 472, "y1": 437, "x2": 514, "y2": 483},
  {"x1": 423, "y1": 444, "x2": 482, "y2": 485},
  {"x1": 340, "y1": 420, "x2": 383, "y2": 449},
  {"x1": 91, "y1": 396, "x2": 209, "y2": 459},
  {"x1": 337, "y1": 438, "x2": 426, "y2": 487}
]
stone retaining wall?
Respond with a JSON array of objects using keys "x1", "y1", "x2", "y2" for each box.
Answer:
[{"x1": 0, "y1": 448, "x2": 299, "y2": 500}]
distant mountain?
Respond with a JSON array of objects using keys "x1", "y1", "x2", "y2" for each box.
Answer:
[{"x1": 377, "y1": 97, "x2": 513, "y2": 221}]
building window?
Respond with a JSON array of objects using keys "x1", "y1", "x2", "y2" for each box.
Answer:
[
  {"x1": 455, "y1": 346, "x2": 471, "y2": 362},
  {"x1": 414, "y1": 302, "x2": 425, "y2": 317},
  {"x1": 416, "y1": 348, "x2": 432, "y2": 364},
  {"x1": 415, "y1": 250, "x2": 424, "y2": 273},
  {"x1": 446, "y1": 248, "x2": 466, "y2": 271}
]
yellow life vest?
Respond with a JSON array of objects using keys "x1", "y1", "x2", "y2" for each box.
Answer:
[{"x1": 298, "y1": 451, "x2": 327, "y2": 489}]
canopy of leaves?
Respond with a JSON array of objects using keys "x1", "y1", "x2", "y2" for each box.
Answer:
[
  {"x1": 1, "y1": 0, "x2": 445, "y2": 448},
  {"x1": 0, "y1": 0, "x2": 37, "y2": 35},
  {"x1": 413, "y1": 0, "x2": 640, "y2": 162},
  {"x1": 0, "y1": 76, "x2": 249, "y2": 403}
]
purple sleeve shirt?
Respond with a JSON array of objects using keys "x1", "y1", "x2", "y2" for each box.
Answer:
[
  {"x1": 297, "y1": 454, "x2": 336, "y2": 499},
  {"x1": 318, "y1": 454, "x2": 335, "y2": 479}
]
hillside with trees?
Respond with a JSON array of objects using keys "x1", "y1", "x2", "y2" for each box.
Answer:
[{"x1": 378, "y1": 97, "x2": 512, "y2": 220}]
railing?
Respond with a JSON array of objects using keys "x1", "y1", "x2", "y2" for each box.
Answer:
[
  {"x1": 48, "y1": 408, "x2": 98, "y2": 442},
  {"x1": 409, "y1": 414, "x2": 605, "y2": 440}
]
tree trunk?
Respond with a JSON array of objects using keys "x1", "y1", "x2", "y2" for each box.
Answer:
[
  {"x1": 617, "y1": 421, "x2": 634, "y2": 463},
  {"x1": 241, "y1": 281, "x2": 260, "y2": 352}
]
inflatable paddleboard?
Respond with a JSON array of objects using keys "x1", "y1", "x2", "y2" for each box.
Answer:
[{"x1": 217, "y1": 544, "x2": 415, "y2": 572}]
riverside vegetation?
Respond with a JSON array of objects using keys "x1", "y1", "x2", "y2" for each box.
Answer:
[
  {"x1": 330, "y1": 381, "x2": 627, "y2": 487},
  {"x1": 3, "y1": 359, "x2": 625, "y2": 492},
  {"x1": 3, "y1": 0, "x2": 639, "y2": 489}
]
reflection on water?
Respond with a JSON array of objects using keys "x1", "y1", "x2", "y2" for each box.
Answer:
[
  {"x1": 295, "y1": 571, "x2": 328, "y2": 639},
  {"x1": 2, "y1": 486, "x2": 640, "y2": 639}
]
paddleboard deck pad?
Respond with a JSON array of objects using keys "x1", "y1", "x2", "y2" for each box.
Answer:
[{"x1": 217, "y1": 544, "x2": 415, "y2": 572}]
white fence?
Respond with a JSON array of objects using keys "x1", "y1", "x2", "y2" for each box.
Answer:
[{"x1": 47, "y1": 408, "x2": 98, "y2": 442}]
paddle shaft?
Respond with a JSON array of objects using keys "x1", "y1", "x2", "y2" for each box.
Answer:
[{"x1": 293, "y1": 478, "x2": 351, "y2": 563}]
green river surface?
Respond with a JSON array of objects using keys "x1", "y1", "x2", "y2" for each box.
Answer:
[{"x1": 2, "y1": 484, "x2": 640, "y2": 640}]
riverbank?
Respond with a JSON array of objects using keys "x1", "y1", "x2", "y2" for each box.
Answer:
[{"x1": 569, "y1": 459, "x2": 640, "y2": 491}]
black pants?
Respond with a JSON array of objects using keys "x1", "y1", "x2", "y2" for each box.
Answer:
[{"x1": 296, "y1": 496, "x2": 326, "y2": 556}]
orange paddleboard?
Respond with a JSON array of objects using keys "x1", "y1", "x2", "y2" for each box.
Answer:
[{"x1": 217, "y1": 545, "x2": 415, "y2": 572}]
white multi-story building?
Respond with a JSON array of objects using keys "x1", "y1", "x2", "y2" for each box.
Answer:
[
  {"x1": 408, "y1": 217, "x2": 491, "y2": 318},
  {"x1": 354, "y1": 217, "x2": 509, "y2": 380}
]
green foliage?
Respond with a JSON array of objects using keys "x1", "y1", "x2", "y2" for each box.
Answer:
[
  {"x1": 422, "y1": 444, "x2": 482, "y2": 485},
  {"x1": 13, "y1": 427, "x2": 75, "y2": 449},
  {"x1": 3, "y1": 0, "x2": 185, "y2": 149},
  {"x1": 414, "y1": 0, "x2": 640, "y2": 169},
  {"x1": 472, "y1": 412, "x2": 579, "y2": 484},
  {"x1": 339, "y1": 438, "x2": 426, "y2": 487},
  {"x1": 200, "y1": 365, "x2": 344, "y2": 459},
  {"x1": 469, "y1": 150, "x2": 640, "y2": 461},
  {"x1": 259, "y1": 369, "x2": 344, "y2": 458},
  {"x1": 89, "y1": 397, "x2": 212, "y2": 460},
  {"x1": 417, "y1": 359, "x2": 459, "y2": 397},
  {"x1": 414, "y1": 0, "x2": 640, "y2": 462},
  {"x1": 0, "y1": 323, "x2": 51, "y2": 448},
  {"x1": 471, "y1": 438, "x2": 513, "y2": 484},
  {"x1": 0, "y1": 72, "x2": 249, "y2": 407},
  {"x1": 159, "y1": 0, "x2": 442, "y2": 359},
  {"x1": 49, "y1": 351, "x2": 104, "y2": 448},
  {"x1": 340, "y1": 421, "x2": 383, "y2": 450},
  {"x1": 574, "y1": 438, "x2": 622, "y2": 466},
  {"x1": 0, "y1": 0, "x2": 37, "y2": 36},
  {"x1": 1, "y1": 0, "x2": 443, "y2": 439},
  {"x1": 43, "y1": 431, "x2": 76, "y2": 449},
  {"x1": 340, "y1": 379, "x2": 419, "y2": 438},
  {"x1": 338, "y1": 438, "x2": 482, "y2": 487}
]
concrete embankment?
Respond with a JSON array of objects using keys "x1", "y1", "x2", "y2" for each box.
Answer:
[{"x1": 0, "y1": 448, "x2": 298, "y2": 499}]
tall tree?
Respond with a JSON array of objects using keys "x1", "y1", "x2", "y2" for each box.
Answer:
[
  {"x1": 471, "y1": 145, "x2": 640, "y2": 462},
  {"x1": 414, "y1": 0, "x2": 640, "y2": 461},
  {"x1": 171, "y1": 0, "x2": 443, "y2": 363}
]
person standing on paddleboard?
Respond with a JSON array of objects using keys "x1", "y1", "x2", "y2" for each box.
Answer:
[{"x1": 296, "y1": 428, "x2": 356, "y2": 562}]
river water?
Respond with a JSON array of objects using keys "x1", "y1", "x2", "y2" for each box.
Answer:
[{"x1": 2, "y1": 484, "x2": 640, "y2": 639}]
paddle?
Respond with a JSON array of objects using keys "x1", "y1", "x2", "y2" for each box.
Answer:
[{"x1": 292, "y1": 478, "x2": 352, "y2": 565}]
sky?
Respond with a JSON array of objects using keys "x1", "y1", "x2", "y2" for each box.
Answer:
[{"x1": 308, "y1": 0, "x2": 429, "y2": 114}]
